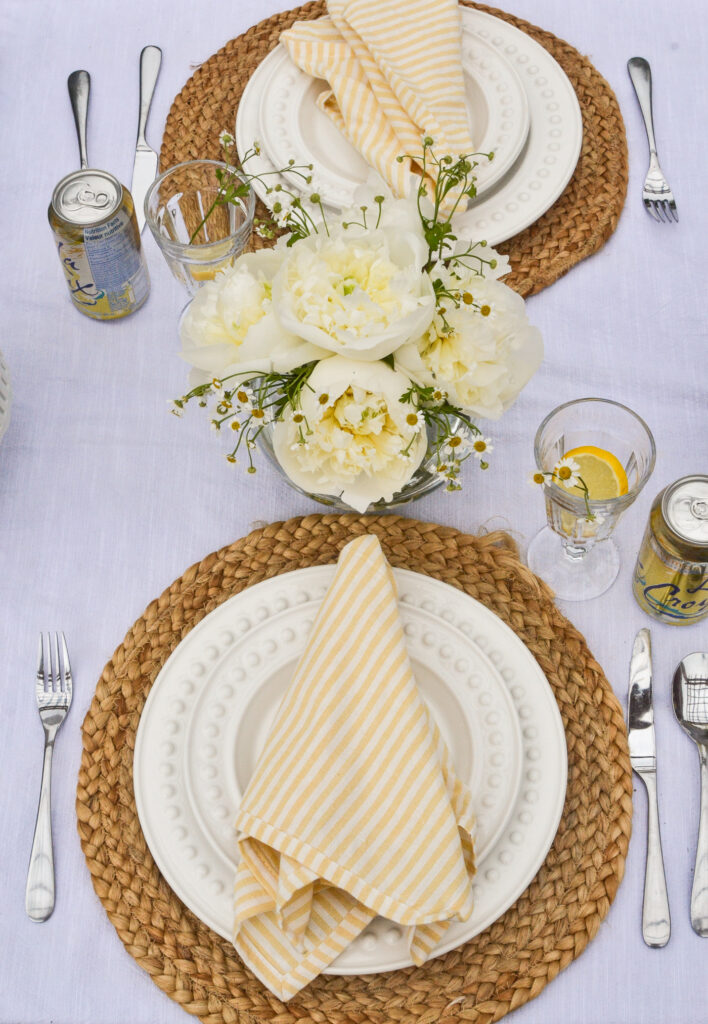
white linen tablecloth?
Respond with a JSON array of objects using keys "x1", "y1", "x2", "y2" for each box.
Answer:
[{"x1": 1, "y1": 1, "x2": 707, "y2": 1022}]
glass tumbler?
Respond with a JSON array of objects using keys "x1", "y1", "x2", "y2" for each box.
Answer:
[
  {"x1": 527, "y1": 398, "x2": 656, "y2": 600},
  {"x1": 144, "y1": 160, "x2": 255, "y2": 295}
]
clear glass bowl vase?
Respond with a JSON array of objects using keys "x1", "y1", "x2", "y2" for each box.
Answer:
[{"x1": 257, "y1": 416, "x2": 473, "y2": 512}]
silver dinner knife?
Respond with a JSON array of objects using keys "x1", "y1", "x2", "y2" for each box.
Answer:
[
  {"x1": 131, "y1": 45, "x2": 162, "y2": 233},
  {"x1": 628, "y1": 627, "x2": 671, "y2": 947}
]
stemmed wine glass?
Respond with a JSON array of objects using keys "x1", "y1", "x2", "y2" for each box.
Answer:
[{"x1": 527, "y1": 398, "x2": 656, "y2": 600}]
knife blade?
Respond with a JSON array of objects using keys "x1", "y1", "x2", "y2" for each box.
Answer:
[
  {"x1": 628, "y1": 627, "x2": 656, "y2": 768},
  {"x1": 627, "y1": 626, "x2": 671, "y2": 947},
  {"x1": 131, "y1": 45, "x2": 162, "y2": 234}
]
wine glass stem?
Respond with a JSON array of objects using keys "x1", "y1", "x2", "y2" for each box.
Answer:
[{"x1": 562, "y1": 540, "x2": 587, "y2": 562}]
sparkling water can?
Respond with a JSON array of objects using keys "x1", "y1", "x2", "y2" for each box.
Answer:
[
  {"x1": 48, "y1": 169, "x2": 150, "y2": 319},
  {"x1": 632, "y1": 475, "x2": 708, "y2": 624}
]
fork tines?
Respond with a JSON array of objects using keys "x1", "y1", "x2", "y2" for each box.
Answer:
[
  {"x1": 644, "y1": 194, "x2": 679, "y2": 224},
  {"x1": 36, "y1": 632, "x2": 72, "y2": 707}
]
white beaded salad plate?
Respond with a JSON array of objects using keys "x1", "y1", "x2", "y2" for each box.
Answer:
[
  {"x1": 235, "y1": 7, "x2": 582, "y2": 245},
  {"x1": 252, "y1": 26, "x2": 529, "y2": 208},
  {"x1": 134, "y1": 565, "x2": 567, "y2": 975}
]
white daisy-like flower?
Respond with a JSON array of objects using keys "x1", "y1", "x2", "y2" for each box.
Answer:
[
  {"x1": 442, "y1": 433, "x2": 473, "y2": 460},
  {"x1": 313, "y1": 390, "x2": 335, "y2": 416},
  {"x1": 219, "y1": 130, "x2": 234, "y2": 147},
  {"x1": 529, "y1": 470, "x2": 547, "y2": 486},
  {"x1": 249, "y1": 405, "x2": 274, "y2": 427},
  {"x1": 402, "y1": 409, "x2": 423, "y2": 430},
  {"x1": 554, "y1": 456, "x2": 581, "y2": 489},
  {"x1": 233, "y1": 386, "x2": 255, "y2": 413},
  {"x1": 471, "y1": 436, "x2": 494, "y2": 460}
]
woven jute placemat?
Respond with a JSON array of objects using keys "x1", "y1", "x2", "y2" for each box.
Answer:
[
  {"x1": 77, "y1": 514, "x2": 632, "y2": 1024},
  {"x1": 159, "y1": 1, "x2": 627, "y2": 298}
]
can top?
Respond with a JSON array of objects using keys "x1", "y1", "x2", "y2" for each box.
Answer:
[
  {"x1": 51, "y1": 169, "x2": 122, "y2": 226},
  {"x1": 662, "y1": 475, "x2": 708, "y2": 546}
]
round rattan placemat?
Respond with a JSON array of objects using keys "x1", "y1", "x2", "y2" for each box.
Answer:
[
  {"x1": 77, "y1": 514, "x2": 631, "y2": 1024},
  {"x1": 159, "y1": 1, "x2": 627, "y2": 298}
]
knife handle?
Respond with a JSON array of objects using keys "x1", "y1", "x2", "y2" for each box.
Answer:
[
  {"x1": 691, "y1": 743, "x2": 708, "y2": 936},
  {"x1": 137, "y1": 45, "x2": 162, "y2": 146},
  {"x1": 68, "y1": 70, "x2": 90, "y2": 170},
  {"x1": 641, "y1": 770, "x2": 671, "y2": 947}
]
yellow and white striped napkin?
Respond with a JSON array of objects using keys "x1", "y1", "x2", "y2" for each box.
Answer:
[
  {"x1": 233, "y1": 535, "x2": 476, "y2": 1000},
  {"x1": 281, "y1": 0, "x2": 474, "y2": 201}
]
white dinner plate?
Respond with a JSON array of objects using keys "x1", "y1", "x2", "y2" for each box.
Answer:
[
  {"x1": 235, "y1": 8, "x2": 582, "y2": 245},
  {"x1": 255, "y1": 27, "x2": 529, "y2": 207},
  {"x1": 134, "y1": 565, "x2": 567, "y2": 975}
]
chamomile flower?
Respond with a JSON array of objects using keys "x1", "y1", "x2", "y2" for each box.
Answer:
[
  {"x1": 472, "y1": 436, "x2": 493, "y2": 460},
  {"x1": 313, "y1": 390, "x2": 334, "y2": 416},
  {"x1": 442, "y1": 433, "x2": 472, "y2": 459},
  {"x1": 403, "y1": 409, "x2": 424, "y2": 430},
  {"x1": 553, "y1": 457, "x2": 581, "y2": 489},
  {"x1": 234, "y1": 386, "x2": 254, "y2": 413},
  {"x1": 219, "y1": 130, "x2": 234, "y2": 148},
  {"x1": 529, "y1": 470, "x2": 546, "y2": 486},
  {"x1": 250, "y1": 405, "x2": 273, "y2": 426}
]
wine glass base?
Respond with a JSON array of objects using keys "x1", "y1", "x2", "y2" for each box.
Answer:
[{"x1": 526, "y1": 527, "x2": 620, "y2": 601}]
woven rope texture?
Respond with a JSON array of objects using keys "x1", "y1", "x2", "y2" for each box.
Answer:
[
  {"x1": 77, "y1": 514, "x2": 632, "y2": 1024},
  {"x1": 158, "y1": 1, "x2": 628, "y2": 297}
]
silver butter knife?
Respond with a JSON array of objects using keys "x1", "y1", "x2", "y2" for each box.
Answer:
[
  {"x1": 628, "y1": 627, "x2": 671, "y2": 947},
  {"x1": 131, "y1": 45, "x2": 162, "y2": 233}
]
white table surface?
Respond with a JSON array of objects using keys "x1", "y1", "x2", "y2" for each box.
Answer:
[{"x1": 1, "y1": 1, "x2": 707, "y2": 1021}]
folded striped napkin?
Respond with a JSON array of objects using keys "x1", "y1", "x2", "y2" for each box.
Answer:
[
  {"x1": 233, "y1": 535, "x2": 476, "y2": 999},
  {"x1": 281, "y1": 0, "x2": 474, "y2": 202}
]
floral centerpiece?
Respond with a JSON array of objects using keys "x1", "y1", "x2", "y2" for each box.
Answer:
[{"x1": 173, "y1": 138, "x2": 543, "y2": 512}]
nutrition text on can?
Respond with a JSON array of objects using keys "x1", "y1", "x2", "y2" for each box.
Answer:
[
  {"x1": 632, "y1": 475, "x2": 708, "y2": 625},
  {"x1": 48, "y1": 169, "x2": 149, "y2": 320}
]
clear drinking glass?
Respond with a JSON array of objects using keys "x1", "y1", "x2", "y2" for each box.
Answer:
[
  {"x1": 526, "y1": 398, "x2": 656, "y2": 600},
  {"x1": 144, "y1": 160, "x2": 255, "y2": 295}
]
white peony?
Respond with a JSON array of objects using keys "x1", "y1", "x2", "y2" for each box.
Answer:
[
  {"x1": 271, "y1": 356, "x2": 428, "y2": 512},
  {"x1": 395, "y1": 267, "x2": 543, "y2": 420},
  {"x1": 179, "y1": 250, "x2": 329, "y2": 379},
  {"x1": 271, "y1": 220, "x2": 435, "y2": 362}
]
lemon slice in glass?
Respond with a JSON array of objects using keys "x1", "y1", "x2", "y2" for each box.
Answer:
[{"x1": 561, "y1": 445, "x2": 629, "y2": 499}]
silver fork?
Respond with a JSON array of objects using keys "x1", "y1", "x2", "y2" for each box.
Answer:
[
  {"x1": 25, "y1": 633, "x2": 73, "y2": 922},
  {"x1": 627, "y1": 57, "x2": 678, "y2": 222}
]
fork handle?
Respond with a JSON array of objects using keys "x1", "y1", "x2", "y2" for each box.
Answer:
[
  {"x1": 627, "y1": 57, "x2": 659, "y2": 157},
  {"x1": 25, "y1": 728, "x2": 56, "y2": 922},
  {"x1": 691, "y1": 743, "x2": 708, "y2": 936},
  {"x1": 639, "y1": 769, "x2": 671, "y2": 947}
]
